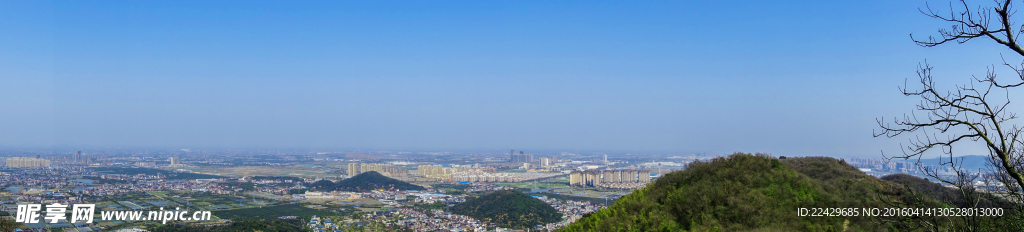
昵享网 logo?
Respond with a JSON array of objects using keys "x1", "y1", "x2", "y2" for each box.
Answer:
[{"x1": 14, "y1": 203, "x2": 211, "y2": 224}]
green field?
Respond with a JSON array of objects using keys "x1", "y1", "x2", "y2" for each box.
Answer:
[
  {"x1": 212, "y1": 204, "x2": 336, "y2": 220},
  {"x1": 93, "y1": 167, "x2": 222, "y2": 180},
  {"x1": 149, "y1": 191, "x2": 169, "y2": 198}
]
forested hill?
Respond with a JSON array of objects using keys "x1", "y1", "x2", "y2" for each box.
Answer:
[
  {"x1": 451, "y1": 190, "x2": 562, "y2": 229},
  {"x1": 561, "y1": 154, "x2": 918, "y2": 231},
  {"x1": 308, "y1": 171, "x2": 425, "y2": 192}
]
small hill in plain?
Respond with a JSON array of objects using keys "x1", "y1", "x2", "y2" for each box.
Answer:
[
  {"x1": 308, "y1": 171, "x2": 425, "y2": 192},
  {"x1": 451, "y1": 189, "x2": 562, "y2": 229}
]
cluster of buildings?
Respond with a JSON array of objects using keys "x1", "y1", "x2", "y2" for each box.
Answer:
[
  {"x1": 416, "y1": 165, "x2": 460, "y2": 180},
  {"x1": 539, "y1": 157, "x2": 553, "y2": 168},
  {"x1": 446, "y1": 170, "x2": 561, "y2": 183},
  {"x1": 410, "y1": 192, "x2": 460, "y2": 205},
  {"x1": 535, "y1": 196, "x2": 606, "y2": 231},
  {"x1": 167, "y1": 156, "x2": 188, "y2": 167},
  {"x1": 448, "y1": 170, "x2": 525, "y2": 183},
  {"x1": 393, "y1": 208, "x2": 489, "y2": 232},
  {"x1": 569, "y1": 170, "x2": 651, "y2": 188},
  {"x1": 416, "y1": 164, "x2": 501, "y2": 180},
  {"x1": 0, "y1": 167, "x2": 91, "y2": 190},
  {"x1": 347, "y1": 163, "x2": 408, "y2": 177},
  {"x1": 3, "y1": 167, "x2": 247, "y2": 197},
  {"x1": 69, "y1": 150, "x2": 100, "y2": 165},
  {"x1": 70, "y1": 179, "x2": 236, "y2": 196},
  {"x1": 3, "y1": 151, "x2": 111, "y2": 167},
  {"x1": 307, "y1": 215, "x2": 342, "y2": 232},
  {"x1": 510, "y1": 150, "x2": 559, "y2": 169},
  {"x1": 5, "y1": 157, "x2": 51, "y2": 168},
  {"x1": 845, "y1": 157, "x2": 961, "y2": 177},
  {"x1": 843, "y1": 156, "x2": 946, "y2": 174},
  {"x1": 465, "y1": 183, "x2": 513, "y2": 192},
  {"x1": 299, "y1": 191, "x2": 362, "y2": 200},
  {"x1": 511, "y1": 150, "x2": 534, "y2": 163}
]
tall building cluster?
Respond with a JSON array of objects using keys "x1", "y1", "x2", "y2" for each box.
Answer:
[
  {"x1": 569, "y1": 170, "x2": 651, "y2": 188},
  {"x1": 168, "y1": 157, "x2": 183, "y2": 167},
  {"x1": 540, "y1": 158, "x2": 551, "y2": 167},
  {"x1": 417, "y1": 165, "x2": 459, "y2": 180},
  {"x1": 6, "y1": 157, "x2": 51, "y2": 168},
  {"x1": 511, "y1": 150, "x2": 533, "y2": 163},
  {"x1": 449, "y1": 170, "x2": 523, "y2": 182},
  {"x1": 347, "y1": 163, "x2": 407, "y2": 177},
  {"x1": 347, "y1": 163, "x2": 360, "y2": 176},
  {"x1": 847, "y1": 158, "x2": 924, "y2": 174},
  {"x1": 59, "y1": 151, "x2": 100, "y2": 165}
]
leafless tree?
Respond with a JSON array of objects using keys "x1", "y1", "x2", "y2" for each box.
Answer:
[{"x1": 875, "y1": 0, "x2": 1024, "y2": 230}]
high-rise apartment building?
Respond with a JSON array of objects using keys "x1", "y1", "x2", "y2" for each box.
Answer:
[
  {"x1": 347, "y1": 163, "x2": 359, "y2": 176},
  {"x1": 569, "y1": 169, "x2": 651, "y2": 187},
  {"x1": 6, "y1": 157, "x2": 51, "y2": 168},
  {"x1": 351, "y1": 163, "x2": 407, "y2": 177},
  {"x1": 511, "y1": 151, "x2": 533, "y2": 163},
  {"x1": 540, "y1": 158, "x2": 551, "y2": 167},
  {"x1": 418, "y1": 165, "x2": 457, "y2": 179}
]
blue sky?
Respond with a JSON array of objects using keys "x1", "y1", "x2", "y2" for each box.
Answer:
[{"x1": 0, "y1": 1, "x2": 1017, "y2": 156}]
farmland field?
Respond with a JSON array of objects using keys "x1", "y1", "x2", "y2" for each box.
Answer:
[
  {"x1": 212, "y1": 203, "x2": 335, "y2": 220},
  {"x1": 92, "y1": 167, "x2": 222, "y2": 180}
]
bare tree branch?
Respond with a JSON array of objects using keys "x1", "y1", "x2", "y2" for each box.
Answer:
[{"x1": 882, "y1": 1, "x2": 1024, "y2": 230}]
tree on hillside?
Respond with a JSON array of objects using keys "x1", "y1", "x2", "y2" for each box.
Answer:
[
  {"x1": 876, "y1": 0, "x2": 1024, "y2": 230},
  {"x1": 0, "y1": 217, "x2": 22, "y2": 232}
]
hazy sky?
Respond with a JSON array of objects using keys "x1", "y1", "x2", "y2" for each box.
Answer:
[{"x1": 1, "y1": 1, "x2": 1019, "y2": 156}]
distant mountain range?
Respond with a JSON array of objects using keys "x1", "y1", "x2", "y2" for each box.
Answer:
[{"x1": 307, "y1": 171, "x2": 425, "y2": 192}]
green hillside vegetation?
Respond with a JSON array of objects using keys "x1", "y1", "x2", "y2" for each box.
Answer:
[
  {"x1": 561, "y1": 153, "x2": 930, "y2": 232},
  {"x1": 308, "y1": 171, "x2": 425, "y2": 192},
  {"x1": 0, "y1": 217, "x2": 24, "y2": 232},
  {"x1": 451, "y1": 189, "x2": 562, "y2": 229}
]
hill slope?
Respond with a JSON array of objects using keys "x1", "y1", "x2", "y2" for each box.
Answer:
[
  {"x1": 308, "y1": 171, "x2": 425, "y2": 192},
  {"x1": 560, "y1": 153, "x2": 911, "y2": 232},
  {"x1": 451, "y1": 190, "x2": 562, "y2": 229}
]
